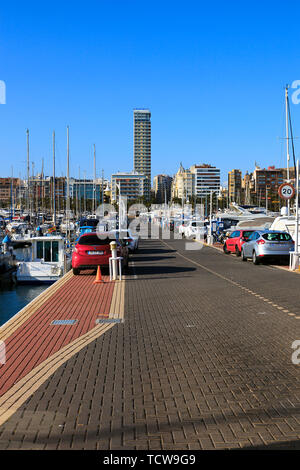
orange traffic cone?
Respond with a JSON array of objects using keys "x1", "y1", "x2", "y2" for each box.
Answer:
[{"x1": 93, "y1": 266, "x2": 104, "y2": 284}]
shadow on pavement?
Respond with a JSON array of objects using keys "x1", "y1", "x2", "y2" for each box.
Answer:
[
  {"x1": 131, "y1": 255, "x2": 177, "y2": 262},
  {"x1": 76, "y1": 269, "x2": 110, "y2": 276},
  {"x1": 133, "y1": 265, "x2": 196, "y2": 276},
  {"x1": 240, "y1": 440, "x2": 300, "y2": 450},
  {"x1": 137, "y1": 248, "x2": 176, "y2": 255}
]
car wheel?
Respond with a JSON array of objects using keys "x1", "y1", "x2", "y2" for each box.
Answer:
[
  {"x1": 223, "y1": 243, "x2": 230, "y2": 254},
  {"x1": 252, "y1": 251, "x2": 259, "y2": 265},
  {"x1": 235, "y1": 245, "x2": 241, "y2": 257},
  {"x1": 73, "y1": 267, "x2": 80, "y2": 275},
  {"x1": 241, "y1": 249, "x2": 247, "y2": 261}
]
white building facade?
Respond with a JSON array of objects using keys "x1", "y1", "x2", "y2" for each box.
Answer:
[
  {"x1": 190, "y1": 164, "x2": 220, "y2": 198},
  {"x1": 111, "y1": 171, "x2": 146, "y2": 202}
]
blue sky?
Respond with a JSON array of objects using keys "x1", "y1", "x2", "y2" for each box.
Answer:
[{"x1": 1, "y1": 0, "x2": 300, "y2": 186}]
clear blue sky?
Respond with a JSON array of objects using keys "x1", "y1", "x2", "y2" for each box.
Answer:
[{"x1": 1, "y1": 0, "x2": 300, "y2": 186}]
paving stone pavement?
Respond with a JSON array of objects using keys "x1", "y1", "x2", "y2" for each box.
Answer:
[{"x1": 1, "y1": 238, "x2": 300, "y2": 450}]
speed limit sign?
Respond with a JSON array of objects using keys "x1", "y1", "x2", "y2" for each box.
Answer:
[{"x1": 278, "y1": 183, "x2": 295, "y2": 200}]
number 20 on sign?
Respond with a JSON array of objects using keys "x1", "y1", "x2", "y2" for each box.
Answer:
[{"x1": 278, "y1": 183, "x2": 295, "y2": 200}]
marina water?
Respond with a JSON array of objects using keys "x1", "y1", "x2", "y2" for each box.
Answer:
[{"x1": 0, "y1": 284, "x2": 46, "y2": 326}]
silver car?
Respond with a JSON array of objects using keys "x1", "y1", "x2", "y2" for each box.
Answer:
[{"x1": 241, "y1": 230, "x2": 294, "y2": 265}]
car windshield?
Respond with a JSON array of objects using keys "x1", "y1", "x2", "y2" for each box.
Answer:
[
  {"x1": 243, "y1": 231, "x2": 254, "y2": 239},
  {"x1": 80, "y1": 219, "x2": 99, "y2": 227},
  {"x1": 248, "y1": 232, "x2": 257, "y2": 240},
  {"x1": 78, "y1": 234, "x2": 112, "y2": 245},
  {"x1": 262, "y1": 232, "x2": 292, "y2": 241}
]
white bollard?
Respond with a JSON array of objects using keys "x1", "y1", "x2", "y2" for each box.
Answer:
[
  {"x1": 207, "y1": 234, "x2": 214, "y2": 245},
  {"x1": 110, "y1": 241, "x2": 118, "y2": 280}
]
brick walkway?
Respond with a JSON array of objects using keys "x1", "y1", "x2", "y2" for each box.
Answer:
[
  {"x1": 0, "y1": 271, "x2": 114, "y2": 398},
  {"x1": 0, "y1": 238, "x2": 300, "y2": 449}
]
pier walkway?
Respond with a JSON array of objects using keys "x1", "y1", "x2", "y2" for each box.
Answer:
[
  {"x1": 1, "y1": 238, "x2": 300, "y2": 449},
  {"x1": 0, "y1": 270, "x2": 124, "y2": 428}
]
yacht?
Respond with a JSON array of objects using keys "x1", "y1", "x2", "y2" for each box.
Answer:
[
  {"x1": 13, "y1": 235, "x2": 71, "y2": 283},
  {"x1": 269, "y1": 208, "x2": 300, "y2": 249}
]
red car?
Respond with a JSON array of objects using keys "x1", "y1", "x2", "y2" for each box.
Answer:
[
  {"x1": 72, "y1": 232, "x2": 129, "y2": 275},
  {"x1": 223, "y1": 229, "x2": 254, "y2": 256}
]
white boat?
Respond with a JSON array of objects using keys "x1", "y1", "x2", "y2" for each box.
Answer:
[
  {"x1": 13, "y1": 235, "x2": 71, "y2": 283},
  {"x1": 59, "y1": 220, "x2": 76, "y2": 233},
  {"x1": 270, "y1": 215, "x2": 300, "y2": 249},
  {"x1": 6, "y1": 221, "x2": 30, "y2": 232}
]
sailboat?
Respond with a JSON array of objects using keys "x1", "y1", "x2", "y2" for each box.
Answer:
[
  {"x1": 13, "y1": 129, "x2": 72, "y2": 283},
  {"x1": 270, "y1": 85, "x2": 299, "y2": 246}
]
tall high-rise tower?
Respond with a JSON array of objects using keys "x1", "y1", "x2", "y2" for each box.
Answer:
[{"x1": 133, "y1": 109, "x2": 151, "y2": 200}]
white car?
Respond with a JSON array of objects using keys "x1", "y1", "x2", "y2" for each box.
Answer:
[
  {"x1": 184, "y1": 221, "x2": 207, "y2": 239},
  {"x1": 178, "y1": 220, "x2": 191, "y2": 235}
]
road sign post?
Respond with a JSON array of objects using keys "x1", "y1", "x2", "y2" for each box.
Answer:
[
  {"x1": 290, "y1": 163, "x2": 299, "y2": 270},
  {"x1": 278, "y1": 182, "x2": 295, "y2": 218}
]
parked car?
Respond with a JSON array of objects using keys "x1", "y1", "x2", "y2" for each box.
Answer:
[
  {"x1": 241, "y1": 230, "x2": 294, "y2": 265},
  {"x1": 72, "y1": 232, "x2": 129, "y2": 275},
  {"x1": 223, "y1": 229, "x2": 254, "y2": 256},
  {"x1": 185, "y1": 221, "x2": 208, "y2": 240},
  {"x1": 183, "y1": 220, "x2": 206, "y2": 239}
]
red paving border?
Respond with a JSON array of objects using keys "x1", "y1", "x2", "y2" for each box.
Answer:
[{"x1": 0, "y1": 271, "x2": 114, "y2": 397}]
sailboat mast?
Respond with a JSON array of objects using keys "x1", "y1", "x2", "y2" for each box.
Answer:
[
  {"x1": 26, "y1": 129, "x2": 30, "y2": 218},
  {"x1": 285, "y1": 86, "x2": 290, "y2": 182},
  {"x1": 66, "y1": 126, "x2": 70, "y2": 240},
  {"x1": 84, "y1": 170, "x2": 86, "y2": 213},
  {"x1": 101, "y1": 169, "x2": 103, "y2": 216},
  {"x1": 32, "y1": 162, "x2": 36, "y2": 215},
  {"x1": 11, "y1": 165, "x2": 14, "y2": 220},
  {"x1": 53, "y1": 130, "x2": 56, "y2": 226},
  {"x1": 93, "y1": 144, "x2": 96, "y2": 214},
  {"x1": 41, "y1": 158, "x2": 44, "y2": 217},
  {"x1": 19, "y1": 172, "x2": 22, "y2": 211},
  {"x1": 78, "y1": 166, "x2": 81, "y2": 219}
]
